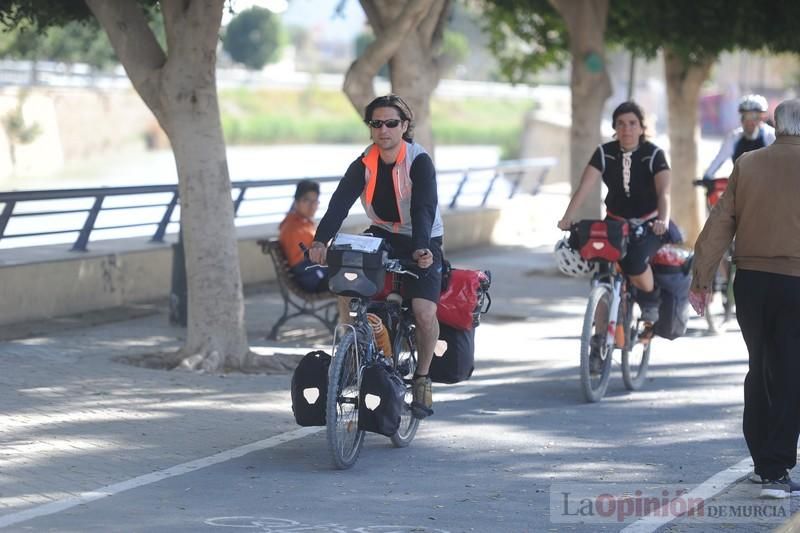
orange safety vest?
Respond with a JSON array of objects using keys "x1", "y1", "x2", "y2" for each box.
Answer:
[{"x1": 360, "y1": 141, "x2": 443, "y2": 239}]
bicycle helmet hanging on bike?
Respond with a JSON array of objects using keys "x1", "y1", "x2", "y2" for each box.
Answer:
[
  {"x1": 738, "y1": 94, "x2": 768, "y2": 114},
  {"x1": 554, "y1": 238, "x2": 596, "y2": 277}
]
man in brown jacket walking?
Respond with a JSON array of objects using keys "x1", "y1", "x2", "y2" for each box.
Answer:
[{"x1": 691, "y1": 98, "x2": 800, "y2": 499}]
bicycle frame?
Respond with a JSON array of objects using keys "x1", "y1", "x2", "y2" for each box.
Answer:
[
  {"x1": 329, "y1": 280, "x2": 415, "y2": 391},
  {"x1": 330, "y1": 299, "x2": 375, "y2": 394},
  {"x1": 590, "y1": 263, "x2": 625, "y2": 352}
]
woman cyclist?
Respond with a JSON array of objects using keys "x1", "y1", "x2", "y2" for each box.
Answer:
[{"x1": 557, "y1": 101, "x2": 671, "y2": 339}]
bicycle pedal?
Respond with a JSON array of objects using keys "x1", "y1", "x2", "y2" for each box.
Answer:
[
  {"x1": 396, "y1": 360, "x2": 412, "y2": 376},
  {"x1": 410, "y1": 402, "x2": 433, "y2": 419}
]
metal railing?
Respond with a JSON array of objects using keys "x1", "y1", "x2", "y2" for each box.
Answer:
[{"x1": 0, "y1": 157, "x2": 556, "y2": 252}]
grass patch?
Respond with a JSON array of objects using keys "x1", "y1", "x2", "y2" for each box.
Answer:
[{"x1": 219, "y1": 88, "x2": 533, "y2": 156}]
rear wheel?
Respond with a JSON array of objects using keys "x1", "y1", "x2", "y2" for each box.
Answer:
[
  {"x1": 705, "y1": 292, "x2": 728, "y2": 334},
  {"x1": 706, "y1": 258, "x2": 734, "y2": 333},
  {"x1": 621, "y1": 298, "x2": 652, "y2": 391},
  {"x1": 580, "y1": 286, "x2": 613, "y2": 403},
  {"x1": 723, "y1": 264, "x2": 736, "y2": 323},
  {"x1": 326, "y1": 331, "x2": 365, "y2": 469},
  {"x1": 390, "y1": 325, "x2": 420, "y2": 448}
]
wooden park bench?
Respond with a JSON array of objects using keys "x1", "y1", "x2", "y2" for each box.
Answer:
[{"x1": 257, "y1": 239, "x2": 338, "y2": 339}]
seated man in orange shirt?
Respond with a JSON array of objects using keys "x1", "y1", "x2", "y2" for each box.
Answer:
[{"x1": 278, "y1": 180, "x2": 328, "y2": 292}]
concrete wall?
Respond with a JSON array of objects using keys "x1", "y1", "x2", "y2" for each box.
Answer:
[
  {"x1": 0, "y1": 208, "x2": 500, "y2": 326},
  {"x1": 0, "y1": 86, "x2": 159, "y2": 184},
  {"x1": 519, "y1": 110, "x2": 571, "y2": 186}
]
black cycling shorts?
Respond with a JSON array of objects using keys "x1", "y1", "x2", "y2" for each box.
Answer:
[
  {"x1": 365, "y1": 225, "x2": 443, "y2": 304},
  {"x1": 619, "y1": 229, "x2": 662, "y2": 276}
]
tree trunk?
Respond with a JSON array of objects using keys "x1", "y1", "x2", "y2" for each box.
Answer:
[
  {"x1": 388, "y1": 32, "x2": 439, "y2": 151},
  {"x1": 549, "y1": 0, "x2": 612, "y2": 220},
  {"x1": 664, "y1": 48, "x2": 713, "y2": 245},
  {"x1": 345, "y1": 0, "x2": 450, "y2": 154},
  {"x1": 162, "y1": 57, "x2": 249, "y2": 372},
  {"x1": 87, "y1": 0, "x2": 249, "y2": 372}
]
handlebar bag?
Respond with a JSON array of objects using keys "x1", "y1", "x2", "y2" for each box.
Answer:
[
  {"x1": 571, "y1": 219, "x2": 629, "y2": 262},
  {"x1": 358, "y1": 359, "x2": 405, "y2": 436},
  {"x1": 430, "y1": 322, "x2": 475, "y2": 384},
  {"x1": 290, "y1": 350, "x2": 331, "y2": 426},
  {"x1": 327, "y1": 248, "x2": 387, "y2": 297}
]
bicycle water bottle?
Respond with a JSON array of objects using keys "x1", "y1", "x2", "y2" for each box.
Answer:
[{"x1": 367, "y1": 313, "x2": 393, "y2": 358}]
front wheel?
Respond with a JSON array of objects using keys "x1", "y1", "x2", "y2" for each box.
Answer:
[
  {"x1": 621, "y1": 298, "x2": 652, "y2": 391},
  {"x1": 326, "y1": 331, "x2": 365, "y2": 469},
  {"x1": 580, "y1": 285, "x2": 614, "y2": 403},
  {"x1": 390, "y1": 325, "x2": 420, "y2": 448}
]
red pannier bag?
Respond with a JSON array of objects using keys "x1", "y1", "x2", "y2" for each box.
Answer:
[
  {"x1": 372, "y1": 273, "x2": 395, "y2": 301},
  {"x1": 571, "y1": 220, "x2": 629, "y2": 262},
  {"x1": 708, "y1": 178, "x2": 729, "y2": 207},
  {"x1": 436, "y1": 269, "x2": 492, "y2": 331},
  {"x1": 652, "y1": 244, "x2": 693, "y2": 274}
]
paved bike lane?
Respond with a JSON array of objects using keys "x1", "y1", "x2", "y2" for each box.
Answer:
[
  {"x1": 2, "y1": 189, "x2": 798, "y2": 532},
  {"x1": 2, "y1": 303, "x2": 787, "y2": 532},
  {"x1": 0, "y1": 235, "x2": 792, "y2": 531}
]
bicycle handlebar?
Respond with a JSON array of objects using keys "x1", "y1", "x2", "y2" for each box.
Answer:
[
  {"x1": 568, "y1": 219, "x2": 670, "y2": 244},
  {"x1": 384, "y1": 258, "x2": 420, "y2": 279},
  {"x1": 298, "y1": 242, "x2": 421, "y2": 278}
]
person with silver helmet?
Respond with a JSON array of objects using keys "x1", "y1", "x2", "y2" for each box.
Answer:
[{"x1": 702, "y1": 94, "x2": 775, "y2": 180}]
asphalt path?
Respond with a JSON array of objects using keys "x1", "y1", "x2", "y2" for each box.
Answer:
[
  {"x1": 0, "y1": 236, "x2": 797, "y2": 533},
  {"x1": 7, "y1": 266, "x2": 791, "y2": 533}
]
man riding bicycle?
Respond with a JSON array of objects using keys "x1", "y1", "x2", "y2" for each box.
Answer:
[
  {"x1": 308, "y1": 94, "x2": 443, "y2": 419},
  {"x1": 702, "y1": 94, "x2": 775, "y2": 180},
  {"x1": 557, "y1": 101, "x2": 671, "y2": 344}
]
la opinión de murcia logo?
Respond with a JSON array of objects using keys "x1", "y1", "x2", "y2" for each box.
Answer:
[{"x1": 550, "y1": 485, "x2": 789, "y2": 524}]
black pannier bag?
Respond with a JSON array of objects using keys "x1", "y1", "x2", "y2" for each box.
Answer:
[
  {"x1": 326, "y1": 239, "x2": 388, "y2": 298},
  {"x1": 429, "y1": 322, "x2": 475, "y2": 384},
  {"x1": 358, "y1": 359, "x2": 405, "y2": 436},
  {"x1": 652, "y1": 252, "x2": 693, "y2": 340},
  {"x1": 291, "y1": 350, "x2": 331, "y2": 426},
  {"x1": 569, "y1": 219, "x2": 629, "y2": 262}
]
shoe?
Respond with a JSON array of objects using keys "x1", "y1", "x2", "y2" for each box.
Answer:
[
  {"x1": 411, "y1": 376, "x2": 433, "y2": 419},
  {"x1": 759, "y1": 474, "x2": 800, "y2": 499},
  {"x1": 638, "y1": 322, "x2": 655, "y2": 345},
  {"x1": 747, "y1": 471, "x2": 762, "y2": 483},
  {"x1": 589, "y1": 334, "x2": 605, "y2": 375},
  {"x1": 640, "y1": 305, "x2": 659, "y2": 323}
]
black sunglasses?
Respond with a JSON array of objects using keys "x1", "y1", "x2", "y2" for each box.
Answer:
[{"x1": 366, "y1": 119, "x2": 403, "y2": 129}]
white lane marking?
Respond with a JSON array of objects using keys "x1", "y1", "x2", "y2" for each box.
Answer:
[
  {"x1": 620, "y1": 456, "x2": 753, "y2": 532},
  {"x1": 0, "y1": 360, "x2": 572, "y2": 530},
  {"x1": 0, "y1": 427, "x2": 322, "y2": 529}
]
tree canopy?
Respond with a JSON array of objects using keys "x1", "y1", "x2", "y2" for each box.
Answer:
[
  {"x1": 479, "y1": 0, "x2": 567, "y2": 83},
  {"x1": 609, "y1": 1, "x2": 800, "y2": 63},
  {"x1": 481, "y1": 0, "x2": 800, "y2": 81},
  {"x1": 222, "y1": 6, "x2": 284, "y2": 70},
  {"x1": 0, "y1": 20, "x2": 118, "y2": 69},
  {"x1": 0, "y1": 1, "x2": 168, "y2": 69}
]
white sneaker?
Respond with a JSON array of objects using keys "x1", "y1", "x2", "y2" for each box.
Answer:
[{"x1": 747, "y1": 471, "x2": 762, "y2": 484}]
